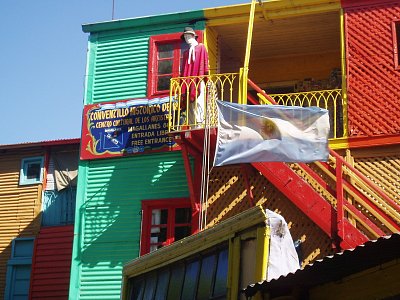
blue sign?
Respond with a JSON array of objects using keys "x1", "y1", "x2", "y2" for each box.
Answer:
[{"x1": 81, "y1": 97, "x2": 178, "y2": 160}]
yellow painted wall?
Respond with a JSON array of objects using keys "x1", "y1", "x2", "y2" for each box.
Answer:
[
  {"x1": 310, "y1": 260, "x2": 400, "y2": 300},
  {"x1": 205, "y1": 27, "x2": 219, "y2": 74},
  {"x1": 0, "y1": 148, "x2": 43, "y2": 298},
  {"x1": 249, "y1": 51, "x2": 340, "y2": 88}
]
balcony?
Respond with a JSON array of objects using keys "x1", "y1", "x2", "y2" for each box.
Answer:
[{"x1": 168, "y1": 74, "x2": 346, "y2": 140}]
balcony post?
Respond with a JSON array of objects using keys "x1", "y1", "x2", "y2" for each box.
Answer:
[{"x1": 242, "y1": 0, "x2": 257, "y2": 105}]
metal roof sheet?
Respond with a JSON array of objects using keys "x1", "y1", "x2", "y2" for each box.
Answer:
[
  {"x1": 0, "y1": 138, "x2": 80, "y2": 150},
  {"x1": 243, "y1": 234, "x2": 400, "y2": 297}
]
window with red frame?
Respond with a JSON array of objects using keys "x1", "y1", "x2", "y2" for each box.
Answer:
[
  {"x1": 147, "y1": 31, "x2": 202, "y2": 97},
  {"x1": 140, "y1": 198, "x2": 192, "y2": 255}
]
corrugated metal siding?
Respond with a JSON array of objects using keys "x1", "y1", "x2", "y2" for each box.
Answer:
[
  {"x1": 75, "y1": 152, "x2": 188, "y2": 300},
  {"x1": 45, "y1": 157, "x2": 55, "y2": 191},
  {"x1": 42, "y1": 188, "x2": 76, "y2": 226},
  {"x1": 91, "y1": 33, "x2": 149, "y2": 103},
  {"x1": 345, "y1": 2, "x2": 400, "y2": 136},
  {"x1": 87, "y1": 22, "x2": 206, "y2": 104},
  {"x1": 0, "y1": 149, "x2": 43, "y2": 299},
  {"x1": 30, "y1": 225, "x2": 74, "y2": 299},
  {"x1": 74, "y1": 13, "x2": 205, "y2": 299},
  {"x1": 205, "y1": 27, "x2": 219, "y2": 74}
]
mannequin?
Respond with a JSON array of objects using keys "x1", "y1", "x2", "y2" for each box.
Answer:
[{"x1": 180, "y1": 27, "x2": 209, "y2": 126}]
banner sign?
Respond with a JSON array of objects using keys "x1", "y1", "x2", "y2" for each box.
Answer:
[{"x1": 80, "y1": 97, "x2": 178, "y2": 160}]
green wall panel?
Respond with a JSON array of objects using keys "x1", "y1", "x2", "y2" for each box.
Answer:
[
  {"x1": 70, "y1": 152, "x2": 189, "y2": 300},
  {"x1": 85, "y1": 13, "x2": 205, "y2": 104},
  {"x1": 72, "y1": 10, "x2": 205, "y2": 299},
  {"x1": 90, "y1": 33, "x2": 149, "y2": 103}
]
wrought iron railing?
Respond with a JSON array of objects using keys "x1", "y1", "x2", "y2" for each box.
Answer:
[
  {"x1": 168, "y1": 73, "x2": 239, "y2": 131},
  {"x1": 259, "y1": 89, "x2": 345, "y2": 139},
  {"x1": 168, "y1": 74, "x2": 346, "y2": 139}
]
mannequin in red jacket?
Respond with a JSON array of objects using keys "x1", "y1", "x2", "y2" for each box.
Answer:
[{"x1": 180, "y1": 27, "x2": 209, "y2": 127}]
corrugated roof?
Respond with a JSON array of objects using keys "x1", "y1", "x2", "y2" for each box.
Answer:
[
  {"x1": 243, "y1": 234, "x2": 400, "y2": 297},
  {"x1": 0, "y1": 138, "x2": 80, "y2": 150}
]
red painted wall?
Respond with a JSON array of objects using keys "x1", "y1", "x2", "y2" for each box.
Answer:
[
  {"x1": 344, "y1": 1, "x2": 400, "y2": 136},
  {"x1": 29, "y1": 225, "x2": 74, "y2": 299}
]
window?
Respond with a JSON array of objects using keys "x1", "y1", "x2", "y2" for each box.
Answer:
[
  {"x1": 393, "y1": 21, "x2": 400, "y2": 69},
  {"x1": 19, "y1": 156, "x2": 44, "y2": 185},
  {"x1": 5, "y1": 238, "x2": 34, "y2": 300},
  {"x1": 140, "y1": 198, "x2": 192, "y2": 255},
  {"x1": 129, "y1": 247, "x2": 228, "y2": 300},
  {"x1": 147, "y1": 31, "x2": 202, "y2": 97}
]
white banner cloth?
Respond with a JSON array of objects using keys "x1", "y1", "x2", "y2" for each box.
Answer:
[
  {"x1": 214, "y1": 101, "x2": 330, "y2": 166},
  {"x1": 265, "y1": 209, "x2": 300, "y2": 281}
]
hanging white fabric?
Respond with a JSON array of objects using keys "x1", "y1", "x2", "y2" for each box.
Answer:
[{"x1": 265, "y1": 209, "x2": 300, "y2": 281}]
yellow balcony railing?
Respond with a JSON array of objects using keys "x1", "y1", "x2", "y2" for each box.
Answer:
[
  {"x1": 168, "y1": 73, "x2": 240, "y2": 132},
  {"x1": 258, "y1": 89, "x2": 346, "y2": 139},
  {"x1": 169, "y1": 75, "x2": 346, "y2": 139}
]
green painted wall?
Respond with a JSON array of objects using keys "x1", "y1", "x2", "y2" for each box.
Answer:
[
  {"x1": 70, "y1": 152, "x2": 189, "y2": 299},
  {"x1": 84, "y1": 11, "x2": 206, "y2": 104},
  {"x1": 71, "y1": 10, "x2": 205, "y2": 300}
]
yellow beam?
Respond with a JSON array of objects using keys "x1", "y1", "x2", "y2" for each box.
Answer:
[
  {"x1": 228, "y1": 236, "x2": 241, "y2": 300},
  {"x1": 255, "y1": 226, "x2": 270, "y2": 281},
  {"x1": 241, "y1": 0, "x2": 257, "y2": 105},
  {"x1": 329, "y1": 137, "x2": 349, "y2": 150}
]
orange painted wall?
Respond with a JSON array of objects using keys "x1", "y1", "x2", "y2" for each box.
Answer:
[{"x1": 0, "y1": 148, "x2": 43, "y2": 299}]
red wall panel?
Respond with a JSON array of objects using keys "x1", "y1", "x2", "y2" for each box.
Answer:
[
  {"x1": 345, "y1": 2, "x2": 400, "y2": 136},
  {"x1": 29, "y1": 225, "x2": 74, "y2": 299}
]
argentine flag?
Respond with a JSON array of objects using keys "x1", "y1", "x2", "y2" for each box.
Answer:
[{"x1": 214, "y1": 100, "x2": 330, "y2": 166}]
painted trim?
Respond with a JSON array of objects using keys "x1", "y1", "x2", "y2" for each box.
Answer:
[
  {"x1": 255, "y1": 226, "x2": 270, "y2": 282},
  {"x1": 341, "y1": 0, "x2": 398, "y2": 8},
  {"x1": 392, "y1": 20, "x2": 400, "y2": 70},
  {"x1": 84, "y1": 34, "x2": 97, "y2": 105},
  {"x1": 347, "y1": 134, "x2": 400, "y2": 149},
  {"x1": 82, "y1": 10, "x2": 205, "y2": 33},
  {"x1": 28, "y1": 237, "x2": 39, "y2": 300},
  {"x1": 147, "y1": 31, "x2": 204, "y2": 98},
  {"x1": 329, "y1": 137, "x2": 349, "y2": 150},
  {"x1": 340, "y1": 8, "x2": 349, "y2": 137},
  {"x1": 0, "y1": 138, "x2": 79, "y2": 150},
  {"x1": 229, "y1": 236, "x2": 241, "y2": 300},
  {"x1": 68, "y1": 160, "x2": 89, "y2": 300}
]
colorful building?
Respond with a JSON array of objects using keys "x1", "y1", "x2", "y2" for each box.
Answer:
[
  {"x1": 72, "y1": 0, "x2": 400, "y2": 299},
  {"x1": 0, "y1": 139, "x2": 79, "y2": 299}
]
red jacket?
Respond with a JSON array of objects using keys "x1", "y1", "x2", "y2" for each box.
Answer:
[{"x1": 181, "y1": 43, "x2": 209, "y2": 101}]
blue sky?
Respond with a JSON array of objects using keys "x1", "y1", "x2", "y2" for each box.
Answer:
[{"x1": 0, "y1": 0, "x2": 247, "y2": 145}]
